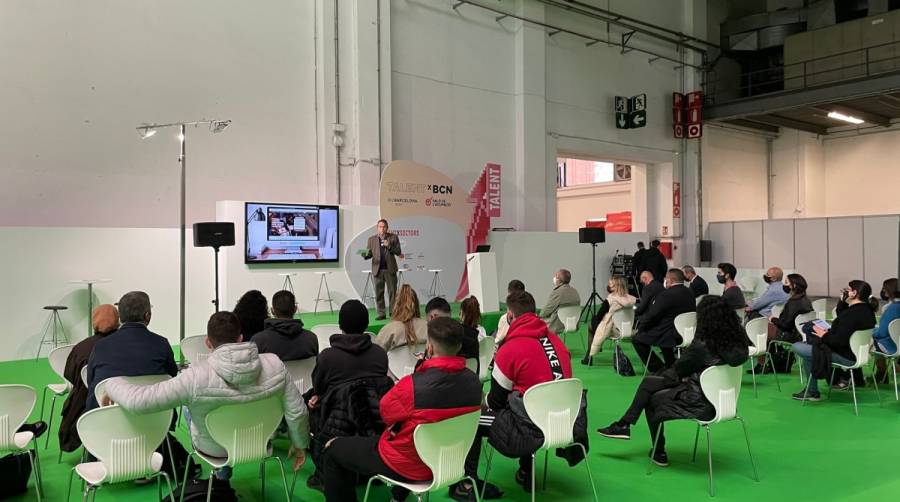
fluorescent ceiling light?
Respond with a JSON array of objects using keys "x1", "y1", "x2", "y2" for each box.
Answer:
[{"x1": 827, "y1": 111, "x2": 864, "y2": 125}]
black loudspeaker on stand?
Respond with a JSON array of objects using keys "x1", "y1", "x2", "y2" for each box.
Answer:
[
  {"x1": 193, "y1": 222, "x2": 236, "y2": 312},
  {"x1": 578, "y1": 227, "x2": 606, "y2": 325}
]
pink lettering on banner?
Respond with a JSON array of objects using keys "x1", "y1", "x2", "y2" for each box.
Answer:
[{"x1": 487, "y1": 163, "x2": 501, "y2": 218}]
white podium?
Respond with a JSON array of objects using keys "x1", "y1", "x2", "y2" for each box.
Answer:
[{"x1": 466, "y1": 252, "x2": 499, "y2": 312}]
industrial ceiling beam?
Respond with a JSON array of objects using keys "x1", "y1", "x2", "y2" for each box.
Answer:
[
  {"x1": 742, "y1": 115, "x2": 828, "y2": 135},
  {"x1": 727, "y1": 119, "x2": 780, "y2": 133}
]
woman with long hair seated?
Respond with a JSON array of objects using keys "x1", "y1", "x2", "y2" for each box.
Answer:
[
  {"x1": 584, "y1": 275, "x2": 637, "y2": 365},
  {"x1": 232, "y1": 289, "x2": 270, "y2": 340},
  {"x1": 374, "y1": 284, "x2": 427, "y2": 352},
  {"x1": 596, "y1": 295, "x2": 749, "y2": 467}
]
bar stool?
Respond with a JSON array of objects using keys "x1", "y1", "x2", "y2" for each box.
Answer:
[
  {"x1": 35, "y1": 306, "x2": 69, "y2": 360},
  {"x1": 314, "y1": 272, "x2": 335, "y2": 314},
  {"x1": 279, "y1": 273, "x2": 297, "y2": 294},
  {"x1": 428, "y1": 269, "x2": 445, "y2": 298},
  {"x1": 361, "y1": 270, "x2": 376, "y2": 307}
]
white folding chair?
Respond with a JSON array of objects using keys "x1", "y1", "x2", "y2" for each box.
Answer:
[
  {"x1": 556, "y1": 305, "x2": 584, "y2": 350},
  {"x1": 465, "y1": 358, "x2": 479, "y2": 373},
  {"x1": 477, "y1": 336, "x2": 495, "y2": 383},
  {"x1": 735, "y1": 308, "x2": 747, "y2": 325},
  {"x1": 776, "y1": 311, "x2": 818, "y2": 386},
  {"x1": 66, "y1": 405, "x2": 174, "y2": 502},
  {"x1": 482, "y1": 379, "x2": 597, "y2": 502},
  {"x1": 769, "y1": 303, "x2": 785, "y2": 318},
  {"x1": 607, "y1": 308, "x2": 636, "y2": 374},
  {"x1": 81, "y1": 366, "x2": 89, "y2": 387},
  {"x1": 805, "y1": 329, "x2": 878, "y2": 416},
  {"x1": 871, "y1": 319, "x2": 900, "y2": 400},
  {"x1": 180, "y1": 335, "x2": 211, "y2": 364},
  {"x1": 745, "y1": 317, "x2": 781, "y2": 396},
  {"x1": 387, "y1": 343, "x2": 427, "y2": 380},
  {"x1": 695, "y1": 294, "x2": 709, "y2": 306},
  {"x1": 363, "y1": 411, "x2": 482, "y2": 502},
  {"x1": 181, "y1": 396, "x2": 289, "y2": 502},
  {"x1": 283, "y1": 358, "x2": 318, "y2": 395},
  {"x1": 811, "y1": 298, "x2": 828, "y2": 320},
  {"x1": 0, "y1": 385, "x2": 44, "y2": 502},
  {"x1": 311, "y1": 324, "x2": 341, "y2": 351},
  {"x1": 41, "y1": 343, "x2": 75, "y2": 450},
  {"x1": 674, "y1": 312, "x2": 697, "y2": 358},
  {"x1": 648, "y1": 365, "x2": 758, "y2": 497}
]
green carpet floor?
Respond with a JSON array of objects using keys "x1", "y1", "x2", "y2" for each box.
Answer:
[{"x1": 2, "y1": 319, "x2": 899, "y2": 501}]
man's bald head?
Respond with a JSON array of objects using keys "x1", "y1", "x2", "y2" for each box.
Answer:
[
  {"x1": 640, "y1": 271, "x2": 654, "y2": 285},
  {"x1": 767, "y1": 267, "x2": 784, "y2": 282}
]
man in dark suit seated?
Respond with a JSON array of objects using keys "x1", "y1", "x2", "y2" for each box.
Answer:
[
  {"x1": 683, "y1": 265, "x2": 709, "y2": 297},
  {"x1": 633, "y1": 269, "x2": 696, "y2": 372},
  {"x1": 635, "y1": 271, "x2": 664, "y2": 318},
  {"x1": 85, "y1": 291, "x2": 178, "y2": 411}
]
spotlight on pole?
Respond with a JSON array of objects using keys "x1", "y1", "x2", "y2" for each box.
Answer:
[
  {"x1": 138, "y1": 126, "x2": 157, "y2": 139},
  {"x1": 210, "y1": 120, "x2": 231, "y2": 134}
]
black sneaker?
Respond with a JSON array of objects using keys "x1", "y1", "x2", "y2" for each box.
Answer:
[
  {"x1": 514, "y1": 468, "x2": 533, "y2": 493},
  {"x1": 792, "y1": 390, "x2": 821, "y2": 401},
  {"x1": 449, "y1": 479, "x2": 504, "y2": 501},
  {"x1": 649, "y1": 449, "x2": 669, "y2": 467},
  {"x1": 831, "y1": 380, "x2": 850, "y2": 391},
  {"x1": 597, "y1": 421, "x2": 631, "y2": 440},
  {"x1": 580, "y1": 356, "x2": 593, "y2": 366}
]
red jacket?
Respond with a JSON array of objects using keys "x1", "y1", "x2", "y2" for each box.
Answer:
[
  {"x1": 489, "y1": 313, "x2": 572, "y2": 409},
  {"x1": 377, "y1": 356, "x2": 482, "y2": 480}
]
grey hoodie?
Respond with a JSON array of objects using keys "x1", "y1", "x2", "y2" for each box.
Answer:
[{"x1": 105, "y1": 342, "x2": 309, "y2": 458}]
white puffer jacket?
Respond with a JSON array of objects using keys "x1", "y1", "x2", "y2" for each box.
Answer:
[{"x1": 105, "y1": 342, "x2": 309, "y2": 458}]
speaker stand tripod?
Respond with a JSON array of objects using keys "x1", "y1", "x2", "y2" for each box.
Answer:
[
  {"x1": 210, "y1": 245, "x2": 222, "y2": 312},
  {"x1": 579, "y1": 242, "x2": 603, "y2": 324}
]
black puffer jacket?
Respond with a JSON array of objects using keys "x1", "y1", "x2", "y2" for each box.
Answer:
[{"x1": 651, "y1": 338, "x2": 749, "y2": 422}]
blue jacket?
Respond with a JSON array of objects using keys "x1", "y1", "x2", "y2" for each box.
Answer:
[
  {"x1": 875, "y1": 301, "x2": 899, "y2": 355},
  {"x1": 750, "y1": 282, "x2": 790, "y2": 317},
  {"x1": 85, "y1": 322, "x2": 178, "y2": 410}
]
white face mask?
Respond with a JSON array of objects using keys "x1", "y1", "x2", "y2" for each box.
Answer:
[{"x1": 552, "y1": 277, "x2": 558, "y2": 287}]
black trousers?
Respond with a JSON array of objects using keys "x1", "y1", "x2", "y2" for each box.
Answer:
[
  {"x1": 633, "y1": 340, "x2": 676, "y2": 373},
  {"x1": 464, "y1": 415, "x2": 531, "y2": 481},
  {"x1": 619, "y1": 375, "x2": 678, "y2": 450},
  {"x1": 374, "y1": 269, "x2": 398, "y2": 317},
  {"x1": 323, "y1": 436, "x2": 411, "y2": 502}
]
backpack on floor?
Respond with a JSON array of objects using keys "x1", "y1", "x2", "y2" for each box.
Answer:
[
  {"x1": 612, "y1": 345, "x2": 636, "y2": 377},
  {"x1": 164, "y1": 477, "x2": 238, "y2": 502},
  {"x1": 0, "y1": 451, "x2": 33, "y2": 499}
]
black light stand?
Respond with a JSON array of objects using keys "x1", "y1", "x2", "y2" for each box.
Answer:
[{"x1": 212, "y1": 244, "x2": 221, "y2": 312}]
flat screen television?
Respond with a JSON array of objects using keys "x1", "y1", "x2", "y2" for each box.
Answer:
[{"x1": 244, "y1": 202, "x2": 339, "y2": 264}]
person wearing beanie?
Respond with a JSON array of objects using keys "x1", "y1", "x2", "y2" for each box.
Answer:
[
  {"x1": 305, "y1": 300, "x2": 393, "y2": 492},
  {"x1": 58, "y1": 304, "x2": 120, "y2": 452}
]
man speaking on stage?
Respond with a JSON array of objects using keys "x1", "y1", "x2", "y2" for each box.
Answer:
[{"x1": 359, "y1": 219, "x2": 402, "y2": 320}]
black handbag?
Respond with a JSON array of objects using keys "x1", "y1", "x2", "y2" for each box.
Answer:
[{"x1": 613, "y1": 344, "x2": 636, "y2": 376}]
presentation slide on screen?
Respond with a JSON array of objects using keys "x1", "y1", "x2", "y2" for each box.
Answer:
[{"x1": 245, "y1": 203, "x2": 339, "y2": 263}]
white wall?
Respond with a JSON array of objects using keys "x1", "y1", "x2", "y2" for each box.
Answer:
[
  {"x1": 701, "y1": 126, "x2": 769, "y2": 222},
  {"x1": 0, "y1": 0, "x2": 319, "y2": 227},
  {"x1": 556, "y1": 182, "x2": 632, "y2": 232},
  {"x1": 0, "y1": 227, "x2": 215, "y2": 362},
  {"x1": 489, "y1": 231, "x2": 650, "y2": 308}
]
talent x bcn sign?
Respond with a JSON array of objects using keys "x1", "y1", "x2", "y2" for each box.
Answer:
[{"x1": 614, "y1": 94, "x2": 647, "y2": 129}]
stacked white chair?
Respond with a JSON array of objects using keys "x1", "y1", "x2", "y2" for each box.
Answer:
[
  {"x1": 871, "y1": 319, "x2": 900, "y2": 400},
  {"x1": 311, "y1": 324, "x2": 341, "y2": 352},
  {"x1": 363, "y1": 411, "x2": 482, "y2": 502},
  {"x1": 181, "y1": 396, "x2": 290, "y2": 502},
  {"x1": 556, "y1": 305, "x2": 584, "y2": 350},
  {"x1": 0, "y1": 385, "x2": 44, "y2": 501},
  {"x1": 67, "y1": 405, "x2": 174, "y2": 502},
  {"x1": 482, "y1": 379, "x2": 597, "y2": 502},
  {"x1": 745, "y1": 317, "x2": 781, "y2": 396},
  {"x1": 42, "y1": 344, "x2": 75, "y2": 450},
  {"x1": 648, "y1": 365, "x2": 758, "y2": 497}
]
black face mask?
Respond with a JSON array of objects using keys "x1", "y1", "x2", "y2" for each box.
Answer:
[
  {"x1": 783, "y1": 285, "x2": 791, "y2": 294},
  {"x1": 606, "y1": 286, "x2": 613, "y2": 294},
  {"x1": 716, "y1": 275, "x2": 726, "y2": 284},
  {"x1": 763, "y1": 274, "x2": 772, "y2": 284}
]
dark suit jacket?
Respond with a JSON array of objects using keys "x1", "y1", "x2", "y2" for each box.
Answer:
[
  {"x1": 689, "y1": 276, "x2": 709, "y2": 297},
  {"x1": 364, "y1": 233, "x2": 401, "y2": 274},
  {"x1": 635, "y1": 280, "x2": 664, "y2": 317},
  {"x1": 85, "y1": 322, "x2": 177, "y2": 411},
  {"x1": 643, "y1": 247, "x2": 669, "y2": 282},
  {"x1": 635, "y1": 284, "x2": 696, "y2": 348}
]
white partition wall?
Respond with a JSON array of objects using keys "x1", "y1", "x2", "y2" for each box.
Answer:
[
  {"x1": 708, "y1": 215, "x2": 899, "y2": 297},
  {"x1": 794, "y1": 219, "x2": 830, "y2": 296}
]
